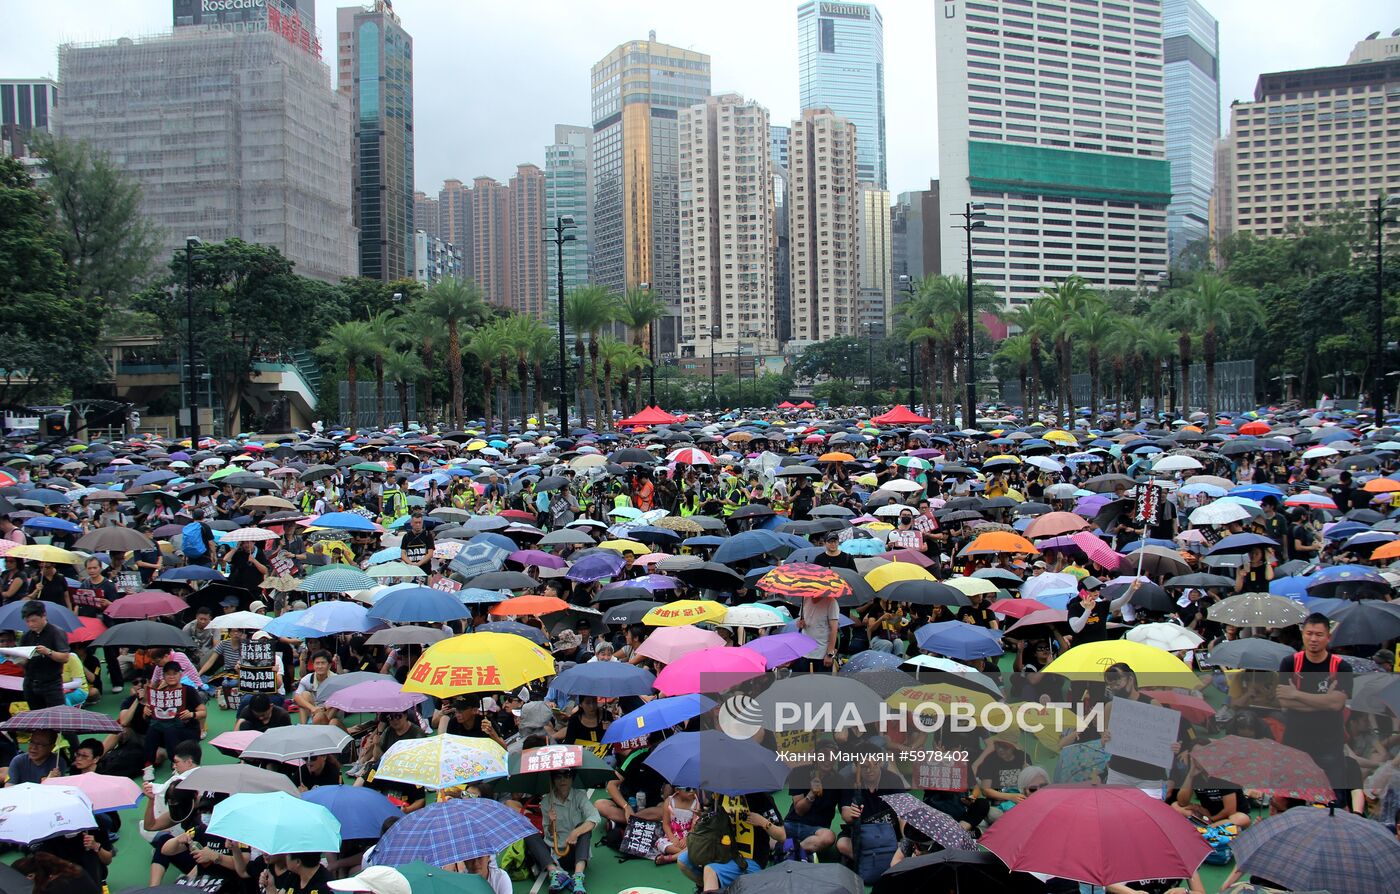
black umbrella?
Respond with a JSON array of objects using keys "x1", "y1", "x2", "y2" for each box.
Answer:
[
  {"x1": 602, "y1": 599, "x2": 662, "y2": 626},
  {"x1": 674, "y1": 561, "x2": 745, "y2": 591},
  {"x1": 1113, "y1": 580, "x2": 1174, "y2": 612},
  {"x1": 593, "y1": 585, "x2": 654, "y2": 604},
  {"x1": 609, "y1": 448, "x2": 655, "y2": 464},
  {"x1": 877, "y1": 578, "x2": 970, "y2": 607},
  {"x1": 92, "y1": 620, "x2": 195, "y2": 649},
  {"x1": 1164, "y1": 573, "x2": 1236, "y2": 590},
  {"x1": 467, "y1": 571, "x2": 538, "y2": 591},
  {"x1": 182, "y1": 582, "x2": 253, "y2": 612},
  {"x1": 871, "y1": 849, "x2": 1045, "y2": 894},
  {"x1": 731, "y1": 504, "x2": 776, "y2": 519},
  {"x1": 729, "y1": 861, "x2": 863, "y2": 894},
  {"x1": 1082, "y1": 473, "x2": 1137, "y2": 493}
]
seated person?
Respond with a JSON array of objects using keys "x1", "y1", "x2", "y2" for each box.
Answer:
[
  {"x1": 1174, "y1": 755, "x2": 1252, "y2": 830},
  {"x1": 974, "y1": 737, "x2": 1029, "y2": 823},
  {"x1": 595, "y1": 732, "x2": 666, "y2": 827},
  {"x1": 5, "y1": 728, "x2": 66, "y2": 785},
  {"x1": 144, "y1": 661, "x2": 205, "y2": 765},
  {"x1": 292, "y1": 650, "x2": 340, "y2": 727},
  {"x1": 434, "y1": 695, "x2": 506, "y2": 748},
  {"x1": 235, "y1": 693, "x2": 292, "y2": 733},
  {"x1": 522, "y1": 769, "x2": 597, "y2": 893},
  {"x1": 355, "y1": 710, "x2": 426, "y2": 813},
  {"x1": 783, "y1": 759, "x2": 839, "y2": 860},
  {"x1": 836, "y1": 754, "x2": 904, "y2": 884}
]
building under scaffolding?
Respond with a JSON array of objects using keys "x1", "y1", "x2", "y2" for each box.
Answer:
[{"x1": 56, "y1": 22, "x2": 356, "y2": 283}]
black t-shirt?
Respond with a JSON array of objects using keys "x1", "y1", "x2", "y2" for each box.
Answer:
[
  {"x1": 20, "y1": 623, "x2": 68, "y2": 688},
  {"x1": 784, "y1": 766, "x2": 839, "y2": 827},
  {"x1": 294, "y1": 759, "x2": 343, "y2": 790},
  {"x1": 565, "y1": 713, "x2": 608, "y2": 758},
  {"x1": 978, "y1": 750, "x2": 1027, "y2": 794},
  {"x1": 837, "y1": 770, "x2": 904, "y2": 825},
  {"x1": 960, "y1": 604, "x2": 996, "y2": 628},
  {"x1": 237, "y1": 705, "x2": 292, "y2": 733},
  {"x1": 617, "y1": 746, "x2": 667, "y2": 806},
  {"x1": 228, "y1": 548, "x2": 268, "y2": 592},
  {"x1": 272, "y1": 867, "x2": 333, "y2": 894},
  {"x1": 811, "y1": 551, "x2": 857, "y2": 571},
  {"x1": 1067, "y1": 598, "x2": 1112, "y2": 644},
  {"x1": 444, "y1": 711, "x2": 491, "y2": 738},
  {"x1": 400, "y1": 530, "x2": 435, "y2": 566},
  {"x1": 37, "y1": 572, "x2": 69, "y2": 607},
  {"x1": 120, "y1": 692, "x2": 151, "y2": 735},
  {"x1": 72, "y1": 578, "x2": 118, "y2": 618},
  {"x1": 1277, "y1": 653, "x2": 1352, "y2": 760}
]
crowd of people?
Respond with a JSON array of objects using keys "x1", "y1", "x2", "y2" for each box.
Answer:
[{"x1": 1, "y1": 403, "x2": 1399, "y2": 894}]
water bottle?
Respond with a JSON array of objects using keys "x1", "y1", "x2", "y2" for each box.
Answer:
[
  {"x1": 635, "y1": 792, "x2": 646, "y2": 811},
  {"x1": 626, "y1": 796, "x2": 637, "y2": 812}
]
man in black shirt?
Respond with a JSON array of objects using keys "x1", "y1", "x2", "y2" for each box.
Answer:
[
  {"x1": 18, "y1": 600, "x2": 70, "y2": 708},
  {"x1": 29, "y1": 562, "x2": 71, "y2": 611},
  {"x1": 269, "y1": 851, "x2": 333, "y2": 894},
  {"x1": 236, "y1": 693, "x2": 293, "y2": 733},
  {"x1": 398, "y1": 512, "x2": 435, "y2": 574},
  {"x1": 811, "y1": 532, "x2": 856, "y2": 570},
  {"x1": 1276, "y1": 613, "x2": 1353, "y2": 793}
]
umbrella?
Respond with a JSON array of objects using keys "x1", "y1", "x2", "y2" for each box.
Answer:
[
  {"x1": 913, "y1": 621, "x2": 1004, "y2": 660},
  {"x1": 602, "y1": 694, "x2": 717, "y2": 744},
  {"x1": 1165, "y1": 573, "x2": 1237, "y2": 589},
  {"x1": 176, "y1": 764, "x2": 299, "y2": 796},
  {"x1": 365, "y1": 626, "x2": 450, "y2": 647},
  {"x1": 43, "y1": 773, "x2": 141, "y2": 813},
  {"x1": 367, "y1": 586, "x2": 472, "y2": 623},
  {"x1": 300, "y1": 785, "x2": 401, "y2": 840},
  {"x1": 1207, "y1": 592, "x2": 1307, "y2": 628},
  {"x1": 549, "y1": 661, "x2": 656, "y2": 697},
  {"x1": 206, "y1": 610, "x2": 270, "y2": 631},
  {"x1": 404, "y1": 631, "x2": 556, "y2": 696},
  {"x1": 0, "y1": 865, "x2": 29, "y2": 894},
  {"x1": 1317, "y1": 599, "x2": 1400, "y2": 647},
  {"x1": 980, "y1": 786, "x2": 1212, "y2": 886},
  {"x1": 872, "y1": 850, "x2": 1045, "y2": 894},
  {"x1": 490, "y1": 594, "x2": 571, "y2": 616},
  {"x1": 602, "y1": 598, "x2": 662, "y2": 626},
  {"x1": 302, "y1": 566, "x2": 376, "y2": 593},
  {"x1": 1120, "y1": 546, "x2": 1191, "y2": 577},
  {"x1": 1024, "y1": 511, "x2": 1090, "y2": 538},
  {"x1": 878, "y1": 578, "x2": 970, "y2": 607},
  {"x1": 72, "y1": 526, "x2": 156, "y2": 552},
  {"x1": 0, "y1": 600, "x2": 81, "y2": 633},
  {"x1": 4, "y1": 544, "x2": 82, "y2": 565},
  {"x1": 0, "y1": 706, "x2": 121, "y2": 734},
  {"x1": 308, "y1": 511, "x2": 382, "y2": 532},
  {"x1": 880, "y1": 791, "x2": 978, "y2": 850},
  {"x1": 642, "y1": 599, "x2": 728, "y2": 627},
  {"x1": 0, "y1": 783, "x2": 95, "y2": 844},
  {"x1": 1207, "y1": 532, "x2": 1281, "y2": 555},
  {"x1": 499, "y1": 744, "x2": 619, "y2": 793},
  {"x1": 645, "y1": 730, "x2": 790, "y2": 795},
  {"x1": 1043, "y1": 640, "x2": 1196, "y2": 679},
  {"x1": 1054, "y1": 740, "x2": 1111, "y2": 783},
  {"x1": 729, "y1": 862, "x2": 865, "y2": 894},
  {"x1": 1305, "y1": 565, "x2": 1391, "y2": 599},
  {"x1": 1204, "y1": 637, "x2": 1295, "y2": 670},
  {"x1": 376, "y1": 734, "x2": 508, "y2": 790},
  {"x1": 323, "y1": 679, "x2": 427, "y2": 714},
  {"x1": 465, "y1": 570, "x2": 537, "y2": 591},
  {"x1": 653, "y1": 646, "x2": 768, "y2": 695},
  {"x1": 756, "y1": 563, "x2": 854, "y2": 600},
  {"x1": 741, "y1": 631, "x2": 820, "y2": 668},
  {"x1": 207, "y1": 791, "x2": 340, "y2": 854},
  {"x1": 449, "y1": 539, "x2": 511, "y2": 578},
  {"x1": 91, "y1": 619, "x2": 194, "y2": 649},
  {"x1": 1191, "y1": 735, "x2": 1332, "y2": 799},
  {"x1": 104, "y1": 590, "x2": 189, "y2": 619},
  {"x1": 1124, "y1": 622, "x2": 1203, "y2": 652},
  {"x1": 367, "y1": 798, "x2": 537, "y2": 865},
  {"x1": 473, "y1": 620, "x2": 548, "y2": 645},
  {"x1": 636, "y1": 626, "x2": 726, "y2": 664},
  {"x1": 1230, "y1": 805, "x2": 1400, "y2": 894},
  {"x1": 241, "y1": 725, "x2": 352, "y2": 761}
]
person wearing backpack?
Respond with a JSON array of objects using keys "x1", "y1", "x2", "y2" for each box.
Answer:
[
  {"x1": 1276, "y1": 612, "x2": 1354, "y2": 801},
  {"x1": 678, "y1": 794, "x2": 777, "y2": 892},
  {"x1": 180, "y1": 517, "x2": 216, "y2": 567}
]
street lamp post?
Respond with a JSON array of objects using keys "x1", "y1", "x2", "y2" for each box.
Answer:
[
  {"x1": 953, "y1": 203, "x2": 986, "y2": 427},
  {"x1": 865, "y1": 322, "x2": 876, "y2": 407},
  {"x1": 640, "y1": 281, "x2": 655, "y2": 406},
  {"x1": 899, "y1": 274, "x2": 918, "y2": 408},
  {"x1": 183, "y1": 236, "x2": 202, "y2": 444},
  {"x1": 709, "y1": 326, "x2": 720, "y2": 409},
  {"x1": 1371, "y1": 195, "x2": 1399, "y2": 424},
  {"x1": 545, "y1": 216, "x2": 577, "y2": 429}
]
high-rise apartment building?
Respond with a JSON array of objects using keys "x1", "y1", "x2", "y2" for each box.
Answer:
[
  {"x1": 1163, "y1": 0, "x2": 1219, "y2": 260},
  {"x1": 770, "y1": 125, "x2": 793, "y2": 343},
  {"x1": 590, "y1": 34, "x2": 711, "y2": 355},
  {"x1": 935, "y1": 0, "x2": 1170, "y2": 303},
  {"x1": 56, "y1": 27, "x2": 355, "y2": 282},
  {"x1": 1, "y1": 79, "x2": 57, "y2": 143},
  {"x1": 438, "y1": 178, "x2": 473, "y2": 281},
  {"x1": 893, "y1": 182, "x2": 941, "y2": 284},
  {"x1": 857, "y1": 185, "x2": 892, "y2": 335},
  {"x1": 472, "y1": 176, "x2": 512, "y2": 307},
  {"x1": 788, "y1": 108, "x2": 860, "y2": 346},
  {"x1": 338, "y1": 1, "x2": 414, "y2": 281},
  {"x1": 797, "y1": 1, "x2": 887, "y2": 188},
  {"x1": 509, "y1": 163, "x2": 547, "y2": 319},
  {"x1": 414, "y1": 191, "x2": 439, "y2": 240},
  {"x1": 1214, "y1": 33, "x2": 1400, "y2": 242},
  {"x1": 678, "y1": 94, "x2": 778, "y2": 358},
  {"x1": 545, "y1": 125, "x2": 593, "y2": 298},
  {"x1": 415, "y1": 230, "x2": 462, "y2": 284}
]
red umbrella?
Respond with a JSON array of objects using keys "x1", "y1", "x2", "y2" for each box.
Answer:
[
  {"x1": 1144, "y1": 689, "x2": 1215, "y2": 724},
  {"x1": 1070, "y1": 531, "x2": 1123, "y2": 571},
  {"x1": 756, "y1": 563, "x2": 853, "y2": 600},
  {"x1": 980, "y1": 785, "x2": 1212, "y2": 886},
  {"x1": 1190, "y1": 735, "x2": 1332, "y2": 801},
  {"x1": 989, "y1": 598, "x2": 1051, "y2": 619},
  {"x1": 104, "y1": 590, "x2": 189, "y2": 620},
  {"x1": 68, "y1": 617, "x2": 107, "y2": 644},
  {"x1": 1239, "y1": 421, "x2": 1271, "y2": 436}
]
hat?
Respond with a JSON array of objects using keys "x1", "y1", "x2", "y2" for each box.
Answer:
[
  {"x1": 290, "y1": 600, "x2": 308, "y2": 611},
  {"x1": 248, "y1": 600, "x2": 268, "y2": 613},
  {"x1": 552, "y1": 630, "x2": 581, "y2": 653},
  {"x1": 518, "y1": 700, "x2": 554, "y2": 737},
  {"x1": 823, "y1": 531, "x2": 841, "y2": 543},
  {"x1": 327, "y1": 867, "x2": 410, "y2": 894},
  {"x1": 219, "y1": 595, "x2": 240, "y2": 608}
]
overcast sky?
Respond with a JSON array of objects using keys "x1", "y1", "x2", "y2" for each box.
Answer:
[{"x1": 3, "y1": 0, "x2": 1385, "y2": 196}]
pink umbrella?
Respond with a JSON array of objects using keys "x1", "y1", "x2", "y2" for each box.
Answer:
[
  {"x1": 507, "y1": 549, "x2": 567, "y2": 570},
  {"x1": 323, "y1": 679, "x2": 427, "y2": 714},
  {"x1": 208, "y1": 730, "x2": 261, "y2": 758},
  {"x1": 1004, "y1": 609, "x2": 1068, "y2": 636},
  {"x1": 1070, "y1": 531, "x2": 1123, "y2": 571},
  {"x1": 880, "y1": 549, "x2": 935, "y2": 568},
  {"x1": 45, "y1": 774, "x2": 142, "y2": 813},
  {"x1": 104, "y1": 590, "x2": 190, "y2": 620},
  {"x1": 740, "y1": 632, "x2": 819, "y2": 669},
  {"x1": 653, "y1": 647, "x2": 769, "y2": 695},
  {"x1": 636, "y1": 627, "x2": 725, "y2": 665},
  {"x1": 1024, "y1": 511, "x2": 1091, "y2": 539}
]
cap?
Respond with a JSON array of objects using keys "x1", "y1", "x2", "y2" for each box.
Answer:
[
  {"x1": 327, "y1": 867, "x2": 410, "y2": 894},
  {"x1": 552, "y1": 630, "x2": 581, "y2": 652},
  {"x1": 290, "y1": 600, "x2": 308, "y2": 611},
  {"x1": 824, "y1": 531, "x2": 841, "y2": 543},
  {"x1": 249, "y1": 600, "x2": 268, "y2": 613}
]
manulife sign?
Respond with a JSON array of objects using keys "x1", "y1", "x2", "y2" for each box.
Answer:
[{"x1": 967, "y1": 141, "x2": 1172, "y2": 206}]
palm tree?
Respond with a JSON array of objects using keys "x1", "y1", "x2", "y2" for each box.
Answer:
[
  {"x1": 1158, "y1": 289, "x2": 1197, "y2": 417},
  {"x1": 315, "y1": 321, "x2": 377, "y2": 434},
  {"x1": 522, "y1": 318, "x2": 556, "y2": 427},
  {"x1": 466, "y1": 322, "x2": 510, "y2": 434},
  {"x1": 895, "y1": 294, "x2": 940, "y2": 417},
  {"x1": 613, "y1": 287, "x2": 668, "y2": 412},
  {"x1": 501, "y1": 315, "x2": 534, "y2": 432},
  {"x1": 1130, "y1": 322, "x2": 1177, "y2": 417},
  {"x1": 1004, "y1": 301, "x2": 1055, "y2": 420},
  {"x1": 366, "y1": 311, "x2": 405, "y2": 431},
  {"x1": 564, "y1": 285, "x2": 615, "y2": 425},
  {"x1": 382, "y1": 349, "x2": 426, "y2": 430},
  {"x1": 1038, "y1": 276, "x2": 1094, "y2": 422},
  {"x1": 1184, "y1": 273, "x2": 1264, "y2": 420},
  {"x1": 420, "y1": 279, "x2": 486, "y2": 427},
  {"x1": 1072, "y1": 299, "x2": 1117, "y2": 423},
  {"x1": 401, "y1": 309, "x2": 440, "y2": 423},
  {"x1": 599, "y1": 338, "x2": 649, "y2": 427},
  {"x1": 994, "y1": 335, "x2": 1032, "y2": 413}
]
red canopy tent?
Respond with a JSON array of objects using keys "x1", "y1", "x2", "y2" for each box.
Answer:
[
  {"x1": 776, "y1": 401, "x2": 798, "y2": 410},
  {"x1": 616, "y1": 405, "x2": 682, "y2": 427},
  {"x1": 796, "y1": 400, "x2": 816, "y2": 410},
  {"x1": 870, "y1": 404, "x2": 933, "y2": 425}
]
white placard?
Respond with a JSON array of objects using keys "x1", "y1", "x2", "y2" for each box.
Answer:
[{"x1": 1106, "y1": 696, "x2": 1180, "y2": 770}]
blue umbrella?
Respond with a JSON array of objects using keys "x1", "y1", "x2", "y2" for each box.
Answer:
[
  {"x1": 302, "y1": 566, "x2": 376, "y2": 593},
  {"x1": 550, "y1": 661, "x2": 656, "y2": 698},
  {"x1": 365, "y1": 546, "x2": 402, "y2": 566},
  {"x1": 1268, "y1": 576, "x2": 1312, "y2": 599},
  {"x1": 683, "y1": 535, "x2": 728, "y2": 549},
  {"x1": 474, "y1": 620, "x2": 547, "y2": 645},
  {"x1": 134, "y1": 470, "x2": 177, "y2": 487},
  {"x1": 21, "y1": 517, "x2": 83, "y2": 534},
  {"x1": 839, "y1": 537, "x2": 886, "y2": 556},
  {"x1": 841, "y1": 649, "x2": 904, "y2": 674},
  {"x1": 644, "y1": 730, "x2": 790, "y2": 795},
  {"x1": 1306, "y1": 565, "x2": 1390, "y2": 599},
  {"x1": 368, "y1": 586, "x2": 473, "y2": 623},
  {"x1": 448, "y1": 539, "x2": 510, "y2": 578},
  {"x1": 368, "y1": 798, "x2": 537, "y2": 865},
  {"x1": 157, "y1": 566, "x2": 227, "y2": 583},
  {"x1": 459, "y1": 587, "x2": 511, "y2": 604},
  {"x1": 784, "y1": 546, "x2": 824, "y2": 564},
  {"x1": 602, "y1": 694, "x2": 716, "y2": 744},
  {"x1": 301, "y1": 785, "x2": 401, "y2": 840},
  {"x1": 622, "y1": 574, "x2": 682, "y2": 593},
  {"x1": 713, "y1": 529, "x2": 787, "y2": 565},
  {"x1": 461, "y1": 514, "x2": 510, "y2": 532},
  {"x1": 298, "y1": 600, "x2": 376, "y2": 634},
  {"x1": 1231, "y1": 804, "x2": 1400, "y2": 894},
  {"x1": 913, "y1": 621, "x2": 1004, "y2": 660},
  {"x1": 15, "y1": 490, "x2": 71, "y2": 506},
  {"x1": 207, "y1": 791, "x2": 340, "y2": 854},
  {"x1": 1207, "y1": 532, "x2": 1281, "y2": 556},
  {"x1": 1322, "y1": 522, "x2": 1371, "y2": 542},
  {"x1": 0, "y1": 600, "x2": 82, "y2": 633},
  {"x1": 262, "y1": 610, "x2": 320, "y2": 639},
  {"x1": 308, "y1": 511, "x2": 381, "y2": 533},
  {"x1": 566, "y1": 552, "x2": 625, "y2": 583}
]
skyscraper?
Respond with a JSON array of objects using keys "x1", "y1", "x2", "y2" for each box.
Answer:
[
  {"x1": 173, "y1": 0, "x2": 315, "y2": 31},
  {"x1": 678, "y1": 94, "x2": 778, "y2": 358},
  {"x1": 789, "y1": 108, "x2": 860, "y2": 346},
  {"x1": 545, "y1": 125, "x2": 593, "y2": 298},
  {"x1": 893, "y1": 182, "x2": 941, "y2": 284},
  {"x1": 509, "y1": 163, "x2": 547, "y2": 319},
  {"x1": 414, "y1": 191, "x2": 440, "y2": 240},
  {"x1": 0, "y1": 79, "x2": 57, "y2": 140},
  {"x1": 338, "y1": 1, "x2": 414, "y2": 282},
  {"x1": 797, "y1": 1, "x2": 887, "y2": 189},
  {"x1": 57, "y1": 27, "x2": 355, "y2": 282},
  {"x1": 471, "y1": 176, "x2": 512, "y2": 307},
  {"x1": 438, "y1": 178, "x2": 473, "y2": 281},
  {"x1": 1163, "y1": 0, "x2": 1220, "y2": 260},
  {"x1": 935, "y1": 0, "x2": 1170, "y2": 304},
  {"x1": 590, "y1": 34, "x2": 711, "y2": 355},
  {"x1": 857, "y1": 185, "x2": 892, "y2": 335},
  {"x1": 770, "y1": 125, "x2": 792, "y2": 343}
]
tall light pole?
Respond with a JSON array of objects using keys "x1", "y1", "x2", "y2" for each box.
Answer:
[
  {"x1": 545, "y1": 216, "x2": 576, "y2": 429},
  {"x1": 953, "y1": 203, "x2": 986, "y2": 427},
  {"x1": 864, "y1": 322, "x2": 876, "y2": 407},
  {"x1": 899, "y1": 274, "x2": 918, "y2": 408},
  {"x1": 183, "y1": 236, "x2": 202, "y2": 444},
  {"x1": 640, "y1": 281, "x2": 655, "y2": 406},
  {"x1": 709, "y1": 326, "x2": 720, "y2": 409},
  {"x1": 1371, "y1": 195, "x2": 1399, "y2": 425}
]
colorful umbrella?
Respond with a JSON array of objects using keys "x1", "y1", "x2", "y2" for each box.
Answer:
[
  {"x1": 490, "y1": 594, "x2": 571, "y2": 616},
  {"x1": 989, "y1": 598, "x2": 1052, "y2": 619},
  {"x1": 207, "y1": 791, "x2": 341, "y2": 854},
  {"x1": 1053, "y1": 740, "x2": 1111, "y2": 783},
  {"x1": 499, "y1": 745, "x2": 619, "y2": 793},
  {"x1": 1190, "y1": 735, "x2": 1332, "y2": 800},
  {"x1": 0, "y1": 706, "x2": 121, "y2": 734},
  {"x1": 653, "y1": 646, "x2": 768, "y2": 695},
  {"x1": 740, "y1": 631, "x2": 820, "y2": 668},
  {"x1": 367, "y1": 798, "x2": 537, "y2": 865},
  {"x1": 376, "y1": 734, "x2": 508, "y2": 790},
  {"x1": 1042, "y1": 640, "x2": 1197, "y2": 680},
  {"x1": 404, "y1": 631, "x2": 556, "y2": 697},
  {"x1": 43, "y1": 773, "x2": 141, "y2": 813},
  {"x1": 756, "y1": 563, "x2": 854, "y2": 600},
  {"x1": 964, "y1": 531, "x2": 1039, "y2": 555},
  {"x1": 880, "y1": 792, "x2": 977, "y2": 850}
]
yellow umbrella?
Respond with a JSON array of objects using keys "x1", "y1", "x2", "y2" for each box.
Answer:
[
  {"x1": 597, "y1": 539, "x2": 649, "y2": 555},
  {"x1": 985, "y1": 454, "x2": 1022, "y2": 465},
  {"x1": 1042, "y1": 640, "x2": 1198, "y2": 680},
  {"x1": 854, "y1": 473, "x2": 878, "y2": 487},
  {"x1": 1042, "y1": 430, "x2": 1077, "y2": 445},
  {"x1": 466, "y1": 439, "x2": 488, "y2": 451},
  {"x1": 944, "y1": 576, "x2": 998, "y2": 597},
  {"x1": 887, "y1": 682, "x2": 999, "y2": 715},
  {"x1": 375, "y1": 734, "x2": 507, "y2": 790},
  {"x1": 642, "y1": 600, "x2": 727, "y2": 627},
  {"x1": 864, "y1": 563, "x2": 933, "y2": 591},
  {"x1": 7, "y1": 544, "x2": 83, "y2": 565},
  {"x1": 859, "y1": 521, "x2": 894, "y2": 533},
  {"x1": 404, "y1": 632, "x2": 555, "y2": 697}
]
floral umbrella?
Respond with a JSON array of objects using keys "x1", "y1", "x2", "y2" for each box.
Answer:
[{"x1": 374, "y1": 734, "x2": 508, "y2": 790}]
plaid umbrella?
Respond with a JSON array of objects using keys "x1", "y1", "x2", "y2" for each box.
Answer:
[
  {"x1": 1190, "y1": 735, "x2": 1332, "y2": 800},
  {"x1": 0, "y1": 706, "x2": 121, "y2": 734},
  {"x1": 301, "y1": 566, "x2": 376, "y2": 593},
  {"x1": 880, "y1": 792, "x2": 977, "y2": 850},
  {"x1": 368, "y1": 798, "x2": 537, "y2": 865},
  {"x1": 1231, "y1": 805, "x2": 1400, "y2": 894}
]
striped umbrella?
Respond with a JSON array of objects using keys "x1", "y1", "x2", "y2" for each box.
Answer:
[{"x1": 223, "y1": 527, "x2": 278, "y2": 543}]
